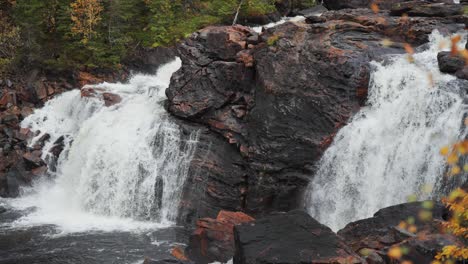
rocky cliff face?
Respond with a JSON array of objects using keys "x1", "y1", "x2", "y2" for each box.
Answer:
[{"x1": 166, "y1": 1, "x2": 466, "y2": 224}]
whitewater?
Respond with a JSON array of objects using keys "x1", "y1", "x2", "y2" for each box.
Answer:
[
  {"x1": 306, "y1": 31, "x2": 468, "y2": 231},
  {"x1": 2, "y1": 58, "x2": 199, "y2": 234}
]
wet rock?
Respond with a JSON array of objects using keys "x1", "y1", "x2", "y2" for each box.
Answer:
[
  {"x1": 102, "y1": 92, "x2": 122, "y2": 107},
  {"x1": 4, "y1": 166, "x2": 32, "y2": 197},
  {"x1": 187, "y1": 211, "x2": 254, "y2": 263},
  {"x1": 31, "y1": 166, "x2": 47, "y2": 176},
  {"x1": 14, "y1": 128, "x2": 32, "y2": 141},
  {"x1": 296, "y1": 5, "x2": 328, "y2": 17},
  {"x1": 32, "y1": 133, "x2": 50, "y2": 150},
  {"x1": 49, "y1": 136, "x2": 65, "y2": 158},
  {"x1": 168, "y1": 9, "x2": 464, "y2": 219},
  {"x1": 123, "y1": 46, "x2": 177, "y2": 74},
  {"x1": 438, "y1": 51, "x2": 465, "y2": 73},
  {"x1": 390, "y1": 1, "x2": 463, "y2": 17},
  {"x1": 455, "y1": 66, "x2": 468, "y2": 80},
  {"x1": 233, "y1": 210, "x2": 363, "y2": 264},
  {"x1": 22, "y1": 151, "x2": 44, "y2": 169},
  {"x1": 80, "y1": 87, "x2": 103, "y2": 98},
  {"x1": 0, "y1": 206, "x2": 6, "y2": 214},
  {"x1": 175, "y1": 122, "x2": 250, "y2": 226},
  {"x1": 337, "y1": 201, "x2": 447, "y2": 253}
]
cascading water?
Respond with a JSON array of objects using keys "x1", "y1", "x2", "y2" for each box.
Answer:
[
  {"x1": 306, "y1": 31, "x2": 468, "y2": 231},
  {"x1": 8, "y1": 58, "x2": 199, "y2": 233}
]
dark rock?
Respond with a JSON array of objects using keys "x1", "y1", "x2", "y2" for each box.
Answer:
[
  {"x1": 167, "y1": 10, "x2": 464, "y2": 219},
  {"x1": 22, "y1": 151, "x2": 44, "y2": 169},
  {"x1": 102, "y1": 92, "x2": 122, "y2": 107},
  {"x1": 123, "y1": 46, "x2": 177, "y2": 74},
  {"x1": 32, "y1": 133, "x2": 50, "y2": 149},
  {"x1": 390, "y1": 1, "x2": 463, "y2": 17},
  {"x1": 455, "y1": 66, "x2": 468, "y2": 80},
  {"x1": 233, "y1": 210, "x2": 363, "y2": 264},
  {"x1": 438, "y1": 51, "x2": 465, "y2": 73},
  {"x1": 337, "y1": 201, "x2": 447, "y2": 252},
  {"x1": 49, "y1": 136, "x2": 65, "y2": 158},
  {"x1": 175, "y1": 121, "x2": 250, "y2": 226},
  {"x1": 0, "y1": 206, "x2": 6, "y2": 214},
  {"x1": 296, "y1": 5, "x2": 328, "y2": 17},
  {"x1": 187, "y1": 211, "x2": 254, "y2": 263},
  {"x1": 4, "y1": 166, "x2": 32, "y2": 198},
  {"x1": 1, "y1": 113, "x2": 18, "y2": 125}
]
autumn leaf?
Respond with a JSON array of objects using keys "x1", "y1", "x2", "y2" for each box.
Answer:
[
  {"x1": 451, "y1": 35, "x2": 461, "y2": 56},
  {"x1": 370, "y1": 3, "x2": 379, "y2": 13}
]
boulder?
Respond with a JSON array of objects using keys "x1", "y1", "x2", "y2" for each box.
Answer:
[
  {"x1": 22, "y1": 151, "x2": 44, "y2": 169},
  {"x1": 187, "y1": 211, "x2": 254, "y2": 263},
  {"x1": 390, "y1": 1, "x2": 463, "y2": 17},
  {"x1": 337, "y1": 201, "x2": 447, "y2": 252},
  {"x1": 233, "y1": 210, "x2": 363, "y2": 264},
  {"x1": 437, "y1": 51, "x2": 468, "y2": 80},
  {"x1": 335, "y1": 201, "x2": 468, "y2": 263},
  {"x1": 102, "y1": 92, "x2": 122, "y2": 107},
  {"x1": 438, "y1": 51, "x2": 465, "y2": 73},
  {"x1": 167, "y1": 7, "x2": 464, "y2": 219}
]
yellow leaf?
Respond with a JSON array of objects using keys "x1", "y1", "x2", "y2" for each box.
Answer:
[
  {"x1": 440, "y1": 146, "x2": 450, "y2": 156},
  {"x1": 447, "y1": 153, "x2": 458, "y2": 165},
  {"x1": 450, "y1": 166, "x2": 461, "y2": 176},
  {"x1": 388, "y1": 246, "x2": 403, "y2": 259}
]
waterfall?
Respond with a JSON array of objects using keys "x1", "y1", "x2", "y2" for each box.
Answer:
[
  {"x1": 306, "y1": 31, "x2": 468, "y2": 231},
  {"x1": 10, "y1": 58, "x2": 199, "y2": 233}
]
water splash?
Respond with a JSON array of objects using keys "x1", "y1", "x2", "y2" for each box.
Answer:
[
  {"x1": 9, "y1": 58, "x2": 199, "y2": 233},
  {"x1": 306, "y1": 32, "x2": 468, "y2": 231}
]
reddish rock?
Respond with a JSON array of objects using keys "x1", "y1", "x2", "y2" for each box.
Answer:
[
  {"x1": 171, "y1": 246, "x2": 189, "y2": 261},
  {"x1": 14, "y1": 128, "x2": 32, "y2": 141},
  {"x1": 187, "y1": 210, "x2": 254, "y2": 263},
  {"x1": 0, "y1": 91, "x2": 17, "y2": 108},
  {"x1": 168, "y1": 4, "x2": 465, "y2": 222},
  {"x1": 102, "y1": 92, "x2": 122, "y2": 107},
  {"x1": 77, "y1": 72, "x2": 105, "y2": 87},
  {"x1": 22, "y1": 151, "x2": 44, "y2": 169}
]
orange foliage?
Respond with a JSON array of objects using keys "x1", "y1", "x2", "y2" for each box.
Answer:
[{"x1": 70, "y1": 0, "x2": 103, "y2": 43}]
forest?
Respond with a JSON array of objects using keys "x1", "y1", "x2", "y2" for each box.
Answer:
[{"x1": 0, "y1": 0, "x2": 314, "y2": 75}]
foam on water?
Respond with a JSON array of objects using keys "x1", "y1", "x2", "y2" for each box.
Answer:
[
  {"x1": 306, "y1": 31, "x2": 468, "y2": 231},
  {"x1": 5, "y1": 58, "x2": 199, "y2": 234}
]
